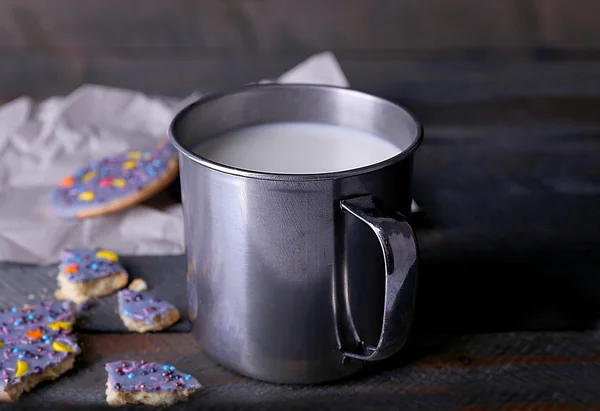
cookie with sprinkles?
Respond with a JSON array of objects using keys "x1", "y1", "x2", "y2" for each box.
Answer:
[
  {"x1": 55, "y1": 248, "x2": 129, "y2": 304},
  {"x1": 105, "y1": 360, "x2": 201, "y2": 406},
  {"x1": 0, "y1": 301, "x2": 80, "y2": 401},
  {"x1": 117, "y1": 290, "x2": 180, "y2": 333},
  {"x1": 50, "y1": 141, "x2": 179, "y2": 219}
]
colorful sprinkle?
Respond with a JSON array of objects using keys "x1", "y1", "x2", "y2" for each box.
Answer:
[
  {"x1": 128, "y1": 151, "x2": 143, "y2": 159},
  {"x1": 81, "y1": 170, "x2": 98, "y2": 183},
  {"x1": 123, "y1": 160, "x2": 138, "y2": 170},
  {"x1": 25, "y1": 329, "x2": 44, "y2": 341},
  {"x1": 96, "y1": 250, "x2": 119, "y2": 262},
  {"x1": 15, "y1": 361, "x2": 29, "y2": 377},
  {"x1": 78, "y1": 191, "x2": 95, "y2": 201},
  {"x1": 112, "y1": 178, "x2": 127, "y2": 188},
  {"x1": 52, "y1": 341, "x2": 73, "y2": 353},
  {"x1": 99, "y1": 177, "x2": 114, "y2": 187},
  {"x1": 59, "y1": 176, "x2": 75, "y2": 188},
  {"x1": 127, "y1": 373, "x2": 135, "y2": 379},
  {"x1": 47, "y1": 321, "x2": 73, "y2": 331},
  {"x1": 64, "y1": 264, "x2": 79, "y2": 274}
]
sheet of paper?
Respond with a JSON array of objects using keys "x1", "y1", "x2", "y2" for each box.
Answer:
[{"x1": 0, "y1": 52, "x2": 416, "y2": 264}]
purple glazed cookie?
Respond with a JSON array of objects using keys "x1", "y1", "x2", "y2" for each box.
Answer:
[
  {"x1": 59, "y1": 248, "x2": 126, "y2": 283},
  {"x1": 55, "y1": 248, "x2": 128, "y2": 304},
  {"x1": 105, "y1": 360, "x2": 201, "y2": 406},
  {"x1": 50, "y1": 142, "x2": 178, "y2": 219},
  {"x1": 117, "y1": 290, "x2": 180, "y2": 333},
  {"x1": 0, "y1": 301, "x2": 80, "y2": 401}
]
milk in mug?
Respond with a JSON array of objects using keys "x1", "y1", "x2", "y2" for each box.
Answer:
[{"x1": 193, "y1": 122, "x2": 401, "y2": 174}]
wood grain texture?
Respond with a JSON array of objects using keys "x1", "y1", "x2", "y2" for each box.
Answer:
[
  {"x1": 0, "y1": 0, "x2": 532, "y2": 53},
  {"x1": 6, "y1": 332, "x2": 600, "y2": 409},
  {"x1": 3, "y1": 56, "x2": 600, "y2": 102},
  {"x1": 2, "y1": 0, "x2": 600, "y2": 101},
  {"x1": 533, "y1": 0, "x2": 600, "y2": 49},
  {"x1": 411, "y1": 111, "x2": 600, "y2": 333},
  {"x1": 2, "y1": 0, "x2": 599, "y2": 56}
]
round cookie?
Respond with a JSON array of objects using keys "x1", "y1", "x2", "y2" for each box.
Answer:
[{"x1": 50, "y1": 142, "x2": 179, "y2": 219}]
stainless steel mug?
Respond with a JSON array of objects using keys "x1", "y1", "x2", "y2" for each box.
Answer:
[{"x1": 169, "y1": 84, "x2": 423, "y2": 384}]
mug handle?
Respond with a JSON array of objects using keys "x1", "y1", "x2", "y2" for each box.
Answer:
[{"x1": 339, "y1": 195, "x2": 419, "y2": 361}]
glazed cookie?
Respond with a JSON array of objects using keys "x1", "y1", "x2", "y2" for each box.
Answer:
[
  {"x1": 50, "y1": 142, "x2": 179, "y2": 219},
  {"x1": 0, "y1": 301, "x2": 80, "y2": 401},
  {"x1": 105, "y1": 360, "x2": 201, "y2": 406},
  {"x1": 117, "y1": 290, "x2": 180, "y2": 333},
  {"x1": 55, "y1": 248, "x2": 128, "y2": 304}
]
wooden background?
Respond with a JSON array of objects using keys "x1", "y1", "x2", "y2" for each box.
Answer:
[
  {"x1": 0, "y1": 0, "x2": 599, "y2": 100},
  {"x1": 2, "y1": 3, "x2": 600, "y2": 408}
]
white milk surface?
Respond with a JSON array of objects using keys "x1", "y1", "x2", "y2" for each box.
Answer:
[{"x1": 193, "y1": 122, "x2": 401, "y2": 174}]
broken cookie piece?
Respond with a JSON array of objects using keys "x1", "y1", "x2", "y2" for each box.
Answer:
[
  {"x1": 117, "y1": 290, "x2": 180, "y2": 333},
  {"x1": 0, "y1": 301, "x2": 80, "y2": 401},
  {"x1": 128, "y1": 279, "x2": 148, "y2": 292},
  {"x1": 105, "y1": 360, "x2": 201, "y2": 406},
  {"x1": 55, "y1": 248, "x2": 128, "y2": 303}
]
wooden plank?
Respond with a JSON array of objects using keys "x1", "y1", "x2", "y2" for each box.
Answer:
[
  {"x1": 534, "y1": 0, "x2": 600, "y2": 49},
  {"x1": 9, "y1": 331, "x2": 600, "y2": 408},
  {"x1": 3, "y1": 55, "x2": 600, "y2": 103},
  {"x1": 0, "y1": 0, "x2": 532, "y2": 54},
  {"x1": 412, "y1": 123, "x2": 600, "y2": 334}
]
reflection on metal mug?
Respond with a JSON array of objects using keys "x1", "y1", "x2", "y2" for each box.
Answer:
[{"x1": 169, "y1": 84, "x2": 423, "y2": 384}]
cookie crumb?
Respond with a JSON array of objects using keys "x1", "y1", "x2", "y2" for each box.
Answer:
[{"x1": 128, "y1": 279, "x2": 148, "y2": 292}]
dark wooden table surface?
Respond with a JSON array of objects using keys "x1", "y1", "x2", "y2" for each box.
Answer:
[{"x1": 2, "y1": 72, "x2": 600, "y2": 410}]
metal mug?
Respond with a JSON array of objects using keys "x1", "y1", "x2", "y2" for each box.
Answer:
[{"x1": 169, "y1": 84, "x2": 423, "y2": 384}]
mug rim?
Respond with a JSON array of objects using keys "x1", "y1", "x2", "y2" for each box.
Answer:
[{"x1": 168, "y1": 83, "x2": 424, "y2": 181}]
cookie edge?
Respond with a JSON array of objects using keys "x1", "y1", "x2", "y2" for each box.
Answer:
[
  {"x1": 0, "y1": 355, "x2": 76, "y2": 402},
  {"x1": 55, "y1": 272, "x2": 129, "y2": 303},
  {"x1": 119, "y1": 308, "x2": 181, "y2": 333},
  {"x1": 54, "y1": 156, "x2": 179, "y2": 219}
]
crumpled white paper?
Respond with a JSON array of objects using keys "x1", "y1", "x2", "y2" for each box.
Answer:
[{"x1": 0, "y1": 52, "x2": 416, "y2": 264}]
